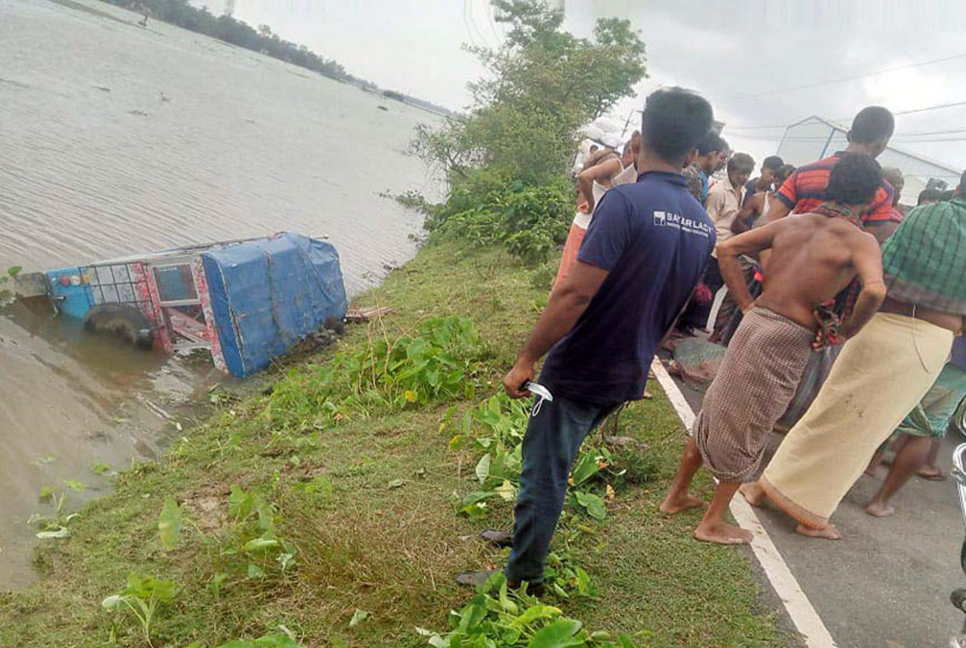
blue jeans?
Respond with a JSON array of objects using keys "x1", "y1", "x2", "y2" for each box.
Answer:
[{"x1": 505, "y1": 395, "x2": 620, "y2": 585}]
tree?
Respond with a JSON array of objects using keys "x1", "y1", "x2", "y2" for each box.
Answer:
[{"x1": 413, "y1": 0, "x2": 646, "y2": 185}]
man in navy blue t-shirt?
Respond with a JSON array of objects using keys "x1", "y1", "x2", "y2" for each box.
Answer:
[{"x1": 461, "y1": 88, "x2": 717, "y2": 591}]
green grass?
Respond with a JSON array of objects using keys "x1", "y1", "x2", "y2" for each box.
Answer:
[{"x1": 0, "y1": 243, "x2": 791, "y2": 647}]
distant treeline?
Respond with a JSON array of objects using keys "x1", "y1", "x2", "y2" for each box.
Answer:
[{"x1": 102, "y1": 0, "x2": 369, "y2": 85}]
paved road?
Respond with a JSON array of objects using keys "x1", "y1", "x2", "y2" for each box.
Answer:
[{"x1": 667, "y1": 363, "x2": 966, "y2": 648}]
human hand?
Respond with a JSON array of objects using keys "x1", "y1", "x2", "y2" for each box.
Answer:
[{"x1": 503, "y1": 359, "x2": 535, "y2": 399}]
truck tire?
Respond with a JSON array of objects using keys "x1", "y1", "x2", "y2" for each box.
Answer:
[{"x1": 83, "y1": 303, "x2": 155, "y2": 350}]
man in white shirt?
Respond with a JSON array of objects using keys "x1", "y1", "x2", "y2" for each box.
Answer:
[{"x1": 705, "y1": 153, "x2": 754, "y2": 341}]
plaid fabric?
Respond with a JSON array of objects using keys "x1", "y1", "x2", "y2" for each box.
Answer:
[
  {"x1": 683, "y1": 163, "x2": 707, "y2": 206},
  {"x1": 777, "y1": 153, "x2": 895, "y2": 223},
  {"x1": 881, "y1": 197, "x2": 966, "y2": 315},
  {"x1": 693, "y1": 307, "x2": 815, "y2": 482}
]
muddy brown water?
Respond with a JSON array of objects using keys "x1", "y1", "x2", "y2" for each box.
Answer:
[{"x1": 0, "y1": 0, "x2": 441, "y2": 587}]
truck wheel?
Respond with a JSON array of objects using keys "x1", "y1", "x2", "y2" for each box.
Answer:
[{"x1": 83, "y1": 304, "x2": 155, "y2": 350}]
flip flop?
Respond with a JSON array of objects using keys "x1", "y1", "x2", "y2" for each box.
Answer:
[{"x1": 917, "y1": 468, "x2": 947, "y2": 481}]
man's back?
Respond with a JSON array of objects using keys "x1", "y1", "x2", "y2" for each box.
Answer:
[
  {"x1": 541, "y1": 171, "x2": 715, "y2": 404},
  {"x1": 758, "y1": 214, "x2": 880, "y2": 329}
]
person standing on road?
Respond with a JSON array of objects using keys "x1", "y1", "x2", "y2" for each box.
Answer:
[
  {"x1": 683, "y1": 131, "x2": 729, "y2": 206},
  {"x1": 743, "y1": 155, "x2": 784, "y2": 206},
  {"x1": 766, "y1": 107, "x2": 897, "y2": 431},
  {"x1": 742, "y1": 170, "x2": 966, "y2": 539},
  {"x1": 555, "y1": 133, "x2": 640, "y2": 291},
  {"x1": 705, "y1": 152, "x2": 755, "y2": 342},
  {"x1": 459, "y1": 88, "x2": 716, "y2": 591},
  {"x1": 661, "y1": 154, "x2": 886, "y2": 544}
]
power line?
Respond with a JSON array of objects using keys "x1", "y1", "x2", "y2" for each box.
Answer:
[
  {"x1": 731, "y1": 50, "x2": 966, "y2": 99},
  {"x1": 894, "y1": 99, "x2": 966, "y2": 116},
  {"x1": 729, "y1": 99, "x2": 966, "y2": 133}
]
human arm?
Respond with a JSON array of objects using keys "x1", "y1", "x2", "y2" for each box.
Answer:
[
  {"x1": 731, "y1": 193, "x2": 763, "y2": 235},
  {"x1": 582, "y1": 148, "x2": 618, "y2": 171},
  {"x1": 716, "y1": 221, "x2": 783, "y2": 313},
  {"x1": 838, "y1": 234, "x2": 887, "y2": 340},
  {"x1": 864, "y1": 220, "x2": 900, "y2": 246},
  {"x1": 577, "y1": 158, "x2": 623, "y2": 213},
  {"x1": 503, "y1": 261, "x2": 609, "y2": 397}
]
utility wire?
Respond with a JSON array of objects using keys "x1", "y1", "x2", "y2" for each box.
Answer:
[
  {"x1": 730, "y1": 51, "x2": 966, "y2": 99},
  {"x1": 729, "y1": 99, "x2": 966, "y2": 133}
]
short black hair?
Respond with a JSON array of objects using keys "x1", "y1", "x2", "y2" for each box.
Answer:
[
  {"x1": 641, "y1": 88, "x2": 714, "y2": 163},
  {"x1": 918, "y1": 188, "x2": 944, "y2": 205},
  {"x1": 826, "y1": 153, "x2": 883, "y2": 206},
  {"x1": 850, "y1": 106, "x2": 895, "y2": 144},
  {"x1": 728, "y1": 152, "x2": 755, "y2": 173},
  {"x1": 694, "y1": 132, "x2": 725, "y2": 156},
  {"x1": 777, "y1": 164, "x2": 796, "y2": 184},
  {"x1": 762, "y1": 155, "x2": 784, "y2": 171},
  {"x1": 941, "y1": 189, "x2": 958, "y2": 201}
]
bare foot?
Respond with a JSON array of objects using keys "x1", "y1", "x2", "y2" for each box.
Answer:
[
  {"x1": 693, "y1": 521, "x2": 753, "y2": 545},
  {"x1": 795, "y1": 523, "x2": 842, "y2": 540},
  {"x1": 739, "y1": 482, "x2": 766, "y2": 507},
  {"x1": 916, "y1": 466, "x2": 946, "y2": 481},
  {"x1": 865, "y1": 501, "x2": 895, "y2": 518},
  {"x1": 660, "y1": 492, "x2": 707, "y2": 515}
]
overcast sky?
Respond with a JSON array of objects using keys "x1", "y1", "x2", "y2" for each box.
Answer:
[{"x1": 208, "y1": 0, "x2": 966, "y2": 173}]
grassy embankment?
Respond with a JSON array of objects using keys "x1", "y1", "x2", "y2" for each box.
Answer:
[{"x1": 0, "y1": 242, "x2": 789, "y2": 647}]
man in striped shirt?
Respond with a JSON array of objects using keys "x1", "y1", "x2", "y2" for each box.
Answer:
[{"x1": 765, "y1": 106, "x2": 896, "y2": 243}]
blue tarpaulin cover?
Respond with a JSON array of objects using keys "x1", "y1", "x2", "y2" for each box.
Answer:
[{"x1": 202, "y1": 233, "x2": 348, "y2": 377}]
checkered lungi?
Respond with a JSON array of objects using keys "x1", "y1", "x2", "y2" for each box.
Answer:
[{"x1": 693, "y1": 307, "x2": 814, "y2": 483}]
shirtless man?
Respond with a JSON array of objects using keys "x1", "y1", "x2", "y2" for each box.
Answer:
[
  {"x1": 743, "y1": 170, "x2": 966, "y2": 539},
  {"x1": 660, "y1": 153, "x2": 887, "y2": 544}
]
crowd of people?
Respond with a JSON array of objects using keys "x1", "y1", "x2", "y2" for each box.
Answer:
[{"x1": 457, "y1": 86, "x2": 966, "y2": 593}]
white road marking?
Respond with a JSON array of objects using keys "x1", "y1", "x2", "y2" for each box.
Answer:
[{"x1": 650, "y1": 358, "x2": 838, "y2": 648}]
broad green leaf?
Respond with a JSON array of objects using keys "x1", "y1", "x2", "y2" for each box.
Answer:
[
  {"x1": 38, "y1": 486, "x2": 54, "y2": 502},
  {"x1": 252, "y1": 634, "x2": 300, "y2": 647},
  {"x1": 63, "y1": 479, "x2": 85, "y2": 492},
  {"x1": 388, "y1": 478, "x2": 405, "y2": 489},
  {"x1": 573, "y1": 491, "x2": 606, "y2": 521},
  {"x1": 36, "y1": 527, "x2": 70, "y2": 539},
  {"x1": 243, "y1": 537, "x2": 280, "y2": 553},
  {"x1": 510, "y1": 604, "x2": 562, "y2": 628},
  {"x1": 158, "y1": 498, "x2": 182, "y2": 551},
  {"x1": 570, "y1": 450, "x2": 601, "y2": 487},
  {"x1": 247, "y1": 563, "x2": 266, "y2": 579},
  {"x1": 229, "y1": 484, "x2": 253, "y2": 520},
  {"x1": 475, "y1": 453, "x2": 491, "y2": 485},
  {"x1": 101, "y1": 594, "x2": 124, "y2": 611},
  {"x1": 527, "y1": 618, "x2": 584, "y2": 648},
  {"x1": 90, "y1": 462, "x2": 112, "y2": 475},
  {"x1": 349, "y1": 608, "x2": 371, "y2": 627}
]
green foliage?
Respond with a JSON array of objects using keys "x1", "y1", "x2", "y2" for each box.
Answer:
[
  {"x1": 427, "y1": 172, "x2": 573, "y2": 266},
  {"x1": 29, "y1": 489, "x2": 78, "y2": 539},
  {"x1": 266, "y1": 316, "x2": 487, "y2": 429},
  {"x1": 208, "y1": 485, "x2": 297, "y2": 587},
  {"x1": 101, "y1": 0, "x2": 357, "y2": 83},
  {"x1": 217, "y1": 633, "x2": 301, "y2": 648},
  {"x1": 158, "y1": 498, "x2": 182, "y2": 551},
  {"x1": 102, "y1": 573, "x2": 179, "y2": 643},
  {"x1": 417, "y1": 573, "x2": 635, "y2": 647},
  {"x1": 412, "y1": 0, "x2": 646, "y2": 185},
  {"x1": 530, "y1": 262, "x2": 557, "y2": 292}
]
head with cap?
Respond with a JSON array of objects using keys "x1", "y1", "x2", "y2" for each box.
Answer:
[
  {"x1": 640, "y1": 87, "x2": 714, "y2": 171},
  {"x1": 847, "y1": 106, "x2": 895, "y2": 158},
  {"x1": 826, "y1": 153, "x2": 883, "y2": 211}
]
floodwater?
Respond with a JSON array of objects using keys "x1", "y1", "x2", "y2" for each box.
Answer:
[{"x1": 0, "y1": 0, "x2": 441, "y2": 587}]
